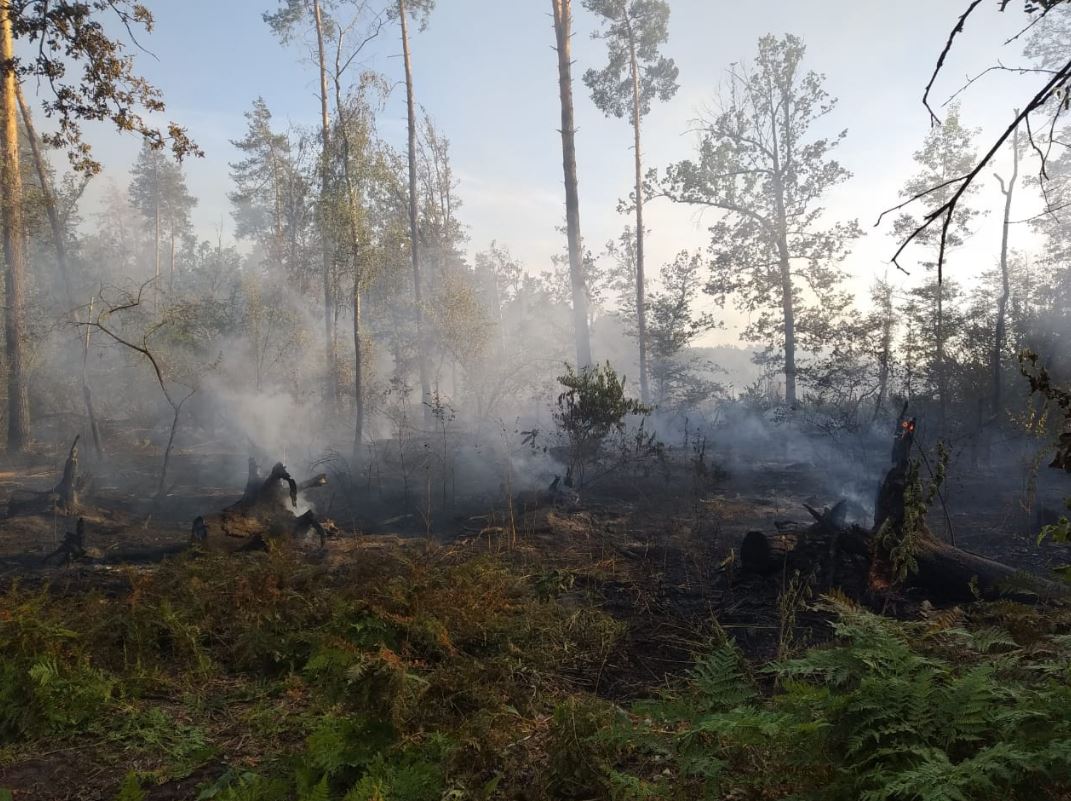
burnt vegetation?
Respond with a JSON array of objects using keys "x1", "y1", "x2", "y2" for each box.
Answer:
[{"x1": 1, "y1": 1, "x2": 1071, "y2": 800}]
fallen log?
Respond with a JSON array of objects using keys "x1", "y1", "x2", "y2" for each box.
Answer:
[
  {"x1": 740, "y1": 504, "x2": 1066, "y2": 603},
  {"x1": 193, "y1": 459, "x2": 334, "y2": 551},
  {"x1": 906, "y1": 538, "x2": 1065, "y2": 602}
]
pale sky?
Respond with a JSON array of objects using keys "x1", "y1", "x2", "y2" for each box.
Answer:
[{"x1": 23, "y1": 0, "x2": 1059, "y2": 345}]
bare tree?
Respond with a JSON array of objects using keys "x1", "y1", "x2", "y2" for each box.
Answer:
[
  {"x1": 887, "y1": 1, "x2": 1071, "y2": 278},
  {"x1": 84, "y1": 284, "x2": 202, "y2": 500}
]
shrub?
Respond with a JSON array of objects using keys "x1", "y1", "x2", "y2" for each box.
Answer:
[{"x1": 553, "y1": 362, "x2": 652, "y2": 487}]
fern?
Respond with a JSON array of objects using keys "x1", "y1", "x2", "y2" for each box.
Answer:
[
  {"x1": 622, "y1": 603, "x2": 1071, "y2": 801},
  {"x1": 113, "y1": 773, "x2": 146, "y2": 801}
]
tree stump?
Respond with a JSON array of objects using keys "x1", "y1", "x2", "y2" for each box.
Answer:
[
  {"x1": 8, "y1": 436, "x2": 90, "y2": 516},
  {"x1": 193, "y1": 459, "x2": 332, "y2": 551}
]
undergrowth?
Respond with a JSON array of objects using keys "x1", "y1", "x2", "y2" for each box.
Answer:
[
  {"x1": 0, "y1": 547, "x2": 622, "y2": 799},
  {"x1": 3, "y1": 549, "x2": 1071, "y2": 801},
  {"x1": 599, "y1": 597, "x2": 1071, "y2": 801}
]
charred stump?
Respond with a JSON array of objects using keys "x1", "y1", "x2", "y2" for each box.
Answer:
[
  {"x1": 42, "y1": 518, "x2": 100, "y2": 566},
  {"x1": 8, "y1": 437, "x2": 90, "y2": 516},
  {"x1": 194, "y1": 459, "x2": 333, "y2": 551}
]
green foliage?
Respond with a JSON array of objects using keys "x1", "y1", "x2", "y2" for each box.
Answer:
[
  {"x1": 0, "y1": 549, "x2": 623, "y2": 798},
  {"x1": 1038, "y1": 497, "x2": 1071, "y2": 582},
  {"x1": 582, "y1": 0, "x2": 679, "y2": 121},
  {"x1": 10, "y1": 1, "x2": 201, "y2": 171},
  {"x1": 617, "y1": 600, "x2": 1071, "y2": 800},
  {"x1": 113, "y1": 773, "x2": 146, "y2": 801},
  {"x1": 878, "y1": 443, "x2": 949, "y2": 583},
  {"x1": 1020, "y1": 350, "x2": 1071, "y2": 579},
  {"x1": 554, "y1": 361, "x2": 652, "y2": 486},
  {"x1": 195, "y1": 770, "x2": 289, "y2": 801},
  {"x1": 546, "y1": 697, "x2": 619, "y2": 799},
  {"x1": 0, "y1": 594, "x2": 116, "y2": 741}
]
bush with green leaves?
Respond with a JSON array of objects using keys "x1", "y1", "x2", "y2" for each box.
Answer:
[{"x1": 553, "y1": 361, "x2": 655, "y2": 487}]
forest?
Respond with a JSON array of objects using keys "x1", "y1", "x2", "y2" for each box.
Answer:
[{"x1": 1, "y1": 0, "x2": 1071, "y2": 799}]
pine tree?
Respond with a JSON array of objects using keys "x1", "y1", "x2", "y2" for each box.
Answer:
[
  {"x1": 583, "y1": 0, "x2": 678, "y2": 403},
  {"x1": 551, "y1": 0, "x2": 593, "y2": 370}
]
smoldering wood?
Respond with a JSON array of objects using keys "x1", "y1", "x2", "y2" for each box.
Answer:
[
  {"x1": 740, "y1": 502, "x2": 1065, "y2": 603},
  {"x1": 741, "y1": 406, "x2": 1068, "y2": 604},
  {"x1": 195, "y1": 458, "x2": 334, "y2": 550}
]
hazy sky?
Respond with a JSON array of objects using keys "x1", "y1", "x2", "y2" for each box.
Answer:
[{"x1": 26, "y1": 0, "x2": 1059, "y2": 344}]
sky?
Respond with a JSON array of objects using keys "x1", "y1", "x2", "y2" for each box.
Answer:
[{"x1": 20, "y1": 0, "x2": 1061, "y2": 345}]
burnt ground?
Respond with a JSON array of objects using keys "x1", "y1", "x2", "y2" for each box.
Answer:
[
  {"x1": 1, "y1": 438, "x2": 1067, "y2": 659},
  {"x1": 0, "y1": 438, "x2": 1069, "y2": 799}
]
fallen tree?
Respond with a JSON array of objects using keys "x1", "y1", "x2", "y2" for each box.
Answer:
[
  {"x1": 192, "y1": 459, "x2": 333, "y2": 551},
  {"x1": 741, "y1": 408, "x2": 1068, "y2": 604}
]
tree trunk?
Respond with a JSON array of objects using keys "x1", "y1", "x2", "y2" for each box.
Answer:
[
  {"x1": 399, "y1": 0, "x2": 432, "y2": 419},
  {"x1": 353, "y1": 286, "x2": 363, "y2": 458},
  {"x1": 156, "y1": 399, "x2": 187, "y2": 501},
  {"x1": 330, "y1": 47, "x2": 367, "y2": 462},
  {"x1": 765, "y1": 83, "x2": 797, "y2": 408},
  {"x1": 312, "y1": 0, "x2": 337, "y2": 411},
  {"x1": 82, "y1": 296, "x2": 104, "y2": 459},
  {"x1": 0, "y1": 2, "x2": 30, "y2": 452},
  {"x1": 935, "y1": 285, "x2": 946, "y2": 429},
  {"x1": 624, "y1": 15, "x2": 648, "y2": 404},
  {"x1": 993, "y1": 122, "x2": 1019, "y2": 418},
  {"x1": 873, "y1": 281, "x2": 893, "y2": 423},
  {"x1": 15, "y1": 85, "x2": 74, "y2": 310},
  {"x1": 169, "y1": 222, "x2": 176, "y2": 294},
  {"x1": 153, "y1": 156, "x2": 161, "y2": 314},
  {"x1": 778, "y1": 242, "x2": 798, "y2": 408},
  {"x1": 551, "y1": 0, "x2": 593, "y2": 370}
]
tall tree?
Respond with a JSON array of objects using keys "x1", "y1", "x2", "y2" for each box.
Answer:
[
  {"x1": 583, "y1": 0, "x2": 678, "y2": 403},
  {"x1": 265, "y1": 0, "x2": 341, "y2": 408},
  {"x1": 129, "y1": 142, "x2": 196, "y2": 309},
  {"x1": 327, "y1": 14, "x2": 387, "y2": 459},
  {"x1": 1, "y1": 1, "x2": 29, "y2": 449},
  {"x1": 660, "y1": 34, "x2": 858, "y2": 408},
  {"x1": 869, "y1": 274, "x2": 897, "y2": 422},
  {"x1": 229, "y1": 98, "x2": 308, "y2": 275},
  {"x1": 392, "y1": 0, "x2": 435, "y2": 417},
  {"x1": 993, "y1": 120, "x2": 1020, "y2": 418},
  {"x1": 1, "y1": 0, "x2": 198, "y2": 452},
  {"x1": 893, "y1": 104, "x2": 980, "y2": 427},
  {"x1": 551, "y1": 0, "x2": 593, "y2": 369}
]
